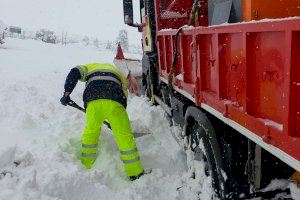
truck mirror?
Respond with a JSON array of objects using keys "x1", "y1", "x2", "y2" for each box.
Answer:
[{"x1": 123, "y1": 0, "x2": 134, "y2": 25}]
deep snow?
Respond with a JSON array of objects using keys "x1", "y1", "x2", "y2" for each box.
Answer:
[{"x1": 0, "y1": 38, "x2": 214, "y2": 200}]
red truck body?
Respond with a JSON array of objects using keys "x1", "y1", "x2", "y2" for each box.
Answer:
[{"x1": 154, "y1": 0, "x2": 300, "y2": 171}]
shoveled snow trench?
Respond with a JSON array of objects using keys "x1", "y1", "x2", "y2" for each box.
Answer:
[{"x1": 0, "y1": 38, "x2": 214, "y2": 200}]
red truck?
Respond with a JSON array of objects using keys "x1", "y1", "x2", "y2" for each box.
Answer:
[{"x1": 123, "y1": 0, "x2": 300, "y2": 198}]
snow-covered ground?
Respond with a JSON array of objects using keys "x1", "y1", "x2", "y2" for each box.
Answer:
[{"x1": 0, "y1": 38, "x2": 214, "y2": 200}]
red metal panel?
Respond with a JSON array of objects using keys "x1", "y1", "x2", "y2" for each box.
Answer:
[
  {"x1": 181, "y1": 35, "x2": 194, "y2": 83},
  {"x1": 157, "y1": 36, "x2": 165, "y2": 74},
  {"x1": 228, "y1": 106, "x2": 268, "y2": 138},
  {"x1": 219, "y1": 33, "x2": 246, "y2": 109},
  {"x1": 165, "y1": 35, "x2": 173, "y2": 73},
  {"x1": 246, "y1": 32, "x2": 285, "y2": 124},
  {"x1": 158, "y1": 29, "x2": 197, "y2": 98},
  {"x1": 175, "y1": 34, "x2": 183, "y2": 77},
  {"x1": 154, "y1": 0, "x2": 194, "y2": 31},
  {"x1": 202, "y1": 92, "x2": 226, "y2": 114},
  {"x1": 157, "y1": 18, "x2": 300, "y2": 163},
  {"x1": 175, "y1": 30, "x2": 197, "y2": 98},
  {"x1": 289, "y1": 31, "x2": 300, "y2": 138},
  {"x1": 197, "y1": 34, "x2": 219, "y2": 96}
]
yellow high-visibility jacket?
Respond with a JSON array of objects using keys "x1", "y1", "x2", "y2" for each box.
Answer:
[{"x1": 64, "y1": 63, "x2": 128, "y2": 108}]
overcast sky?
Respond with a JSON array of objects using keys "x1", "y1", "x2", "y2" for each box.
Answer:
[{"x1": 0, "y1": 0, "x2": 141, "y2": 44}]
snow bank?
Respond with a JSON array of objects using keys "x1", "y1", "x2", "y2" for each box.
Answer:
[{"x1": 0, "y1": 38, "x2": 214, "y2": 200}]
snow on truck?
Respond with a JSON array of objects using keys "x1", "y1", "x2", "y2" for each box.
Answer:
[{"x1": 122, "y1": 0, "x2": 300, "y2": 199}]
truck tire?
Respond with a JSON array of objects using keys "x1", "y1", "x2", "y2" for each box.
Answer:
[{"x1": 183, "y1": 106, "x2": 226, "y2": 199}]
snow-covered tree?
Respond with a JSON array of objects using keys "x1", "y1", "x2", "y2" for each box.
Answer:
[
  {"x1": 116, "y1": 29, "x2": 129, "y2": 51},
  {"x1": 106, "y1": 40, "x2": 113, "y2": 50},
  {"x1": 82, "y1": 36, "x2": 90, "y2": 46},
  {"x1": 93, "y1": 38, "x2": 99, "y2": 48},
  {"x1": 61, "y1": 32, "x2": 68, "y2": 45},
  {"x1": 0, "y1": 20, "x2": 7, "y2": 44},
  {"x1": 36, "y1": 29, "x2": 57, "y2": 44},
  {"x1": 21, "y1": 31, "x2": 26, "y2": 39}
]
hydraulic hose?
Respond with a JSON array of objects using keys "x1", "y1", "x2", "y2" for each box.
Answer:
[{"x1": 167, "y1": 25, "x2": 186, "y2": 92}]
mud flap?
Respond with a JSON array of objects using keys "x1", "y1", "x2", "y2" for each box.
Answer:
[{"x1": 291, "y1": 172, "x2": 300, "y2": 188}]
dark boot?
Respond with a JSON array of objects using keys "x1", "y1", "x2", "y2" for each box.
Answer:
[{"x1": 129, "y1": 171, "x2": 145, "y2": 181}]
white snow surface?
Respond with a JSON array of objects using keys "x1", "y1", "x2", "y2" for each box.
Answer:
[{"x1": 0, "y1": 38, "x2": 214, "y2": 200}]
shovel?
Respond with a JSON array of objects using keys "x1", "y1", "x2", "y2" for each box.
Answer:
[{"x1": 67, "y1": 100, "x2": 150, "y2": 138}]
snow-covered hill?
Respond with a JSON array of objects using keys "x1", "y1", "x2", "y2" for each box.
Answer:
[{"x1": 0, "y1": 38, "x2": 214, "y2": 200}]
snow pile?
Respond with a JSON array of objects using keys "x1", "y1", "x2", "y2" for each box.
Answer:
[
  {"x1": 0, "y1": 38, "x2": 214, "y2": 200},
  {"x1": 291, "y1": 183, "x2": 300, "y2": 200}
]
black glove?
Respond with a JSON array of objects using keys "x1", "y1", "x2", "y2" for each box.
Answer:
[{"x1": 60, "y1": 95, "x2": 71, "y2": 106}]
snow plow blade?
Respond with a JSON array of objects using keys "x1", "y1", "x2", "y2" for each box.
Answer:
[
  {"x1": 132, "y1": 131, "x2": 151, "y2": 138},
  {"x1": 113, "y1": 43, "x2": 143, "y2": 95}
]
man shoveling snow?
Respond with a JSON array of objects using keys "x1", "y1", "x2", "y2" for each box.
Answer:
[{"x1": 60, "y1": 63, "x2": 144, "y2": 181}]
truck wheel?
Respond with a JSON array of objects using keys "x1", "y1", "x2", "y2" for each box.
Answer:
[{"x1": 183, "y1": 106, "x2": 226, "y2": 199}]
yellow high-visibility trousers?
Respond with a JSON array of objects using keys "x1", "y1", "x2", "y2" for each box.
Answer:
[{"x1": 81, "y1": 99, "x2": 144, "y2": 177}]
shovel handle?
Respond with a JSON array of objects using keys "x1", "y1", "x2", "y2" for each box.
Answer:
[{"x1": 67, "y1": 100, "x2": 86, "y2": 112}]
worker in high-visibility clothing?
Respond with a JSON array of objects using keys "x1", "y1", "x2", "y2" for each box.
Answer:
[{"x1": 60, "y1": 63, "x2": 144, "y2": 180}]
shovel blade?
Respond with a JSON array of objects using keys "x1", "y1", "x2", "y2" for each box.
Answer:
[{"x1": 133, "y1": 131, "x2": 151, "y2": 138}]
